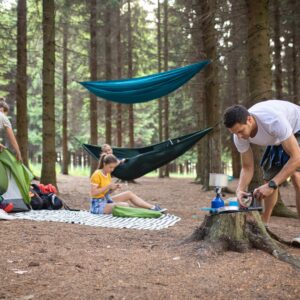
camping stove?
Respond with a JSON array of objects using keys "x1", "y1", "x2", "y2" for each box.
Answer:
[{"x1": 209, "y1": 173, "x2": 228, "y2": 209}]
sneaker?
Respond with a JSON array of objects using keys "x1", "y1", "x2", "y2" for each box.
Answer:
[
  {"x1": 292, "y1": 236, "x2": 300, "y2": 246},
  {"x1": 151, "y1": 205, "x2": 168, "y2": 213},
  {"x1": 0, "y1": 209, "x2": 15, "y2": 220}
]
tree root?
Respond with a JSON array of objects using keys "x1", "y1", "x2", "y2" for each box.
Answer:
[
  {"x1": 265, "y1": 227, "x2": 292, "y2": 246},
  {"x1": 272, "y1": 196, "x2": 298, "y2": 219}
]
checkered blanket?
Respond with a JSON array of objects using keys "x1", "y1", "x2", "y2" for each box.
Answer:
[{"x1": 14, "y1": 209, "x2": 181, "y2": 230}]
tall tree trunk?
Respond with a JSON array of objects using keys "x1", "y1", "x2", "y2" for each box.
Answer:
[
  {"x1": 62, "y1": 0, "x2": 69, "y2": 175},
  {"x1": 229, "y1": 63, "x2": 241, "y2": 178},
  {"x1": 163, "y1": 0, "x2": 169, "y2": 177},
  {"x1": 191, "y1": 1, "x2": 205, "y2": 183},
  {"x1": 105, "y1": 4, "x2": 112, "y2": 144},
  {"x1": 246, "y1": 0, "x2": 293, "y2": 217},
  {"x1": 272, "y1": 0, "x2": 299, "y2": 218},
  {"x1": 89, "y1": 0, "x2": 98, "y2": 172},
  {"x1": 291, "y1": 0, "x2": 299, "y2": 104},
  {"x1": 116, "y1": 3, "x2": 122, "y2": 147},
  {"x1": 228, "y1": 0, "x2": 242, "y2": 178},
  {"x1": 273, "y1": 0, "x2": 283, "y2": 99},
  {"x1": 16, "y1": 0, "x2": 28, "y2": 167},
  {"x1": 41, "y1": 0, "x2": 56, "y2": 185},
  {"x1": 231, "y1": 144, "x2": 241, "y2": 178},
  {"x1": 283, "y1": 23, "x2": 293, "y2": 100},
  {"x1": 200, "y1": 0, "x2": 221, "y2": 188},
  {"x1": 127, "y1": 0, "x2": 134, "y2": 147},
  {"x1": 246, "y1": 0, "x2": 272, "y2": 191},
  {"x1": 157, "y1": 0, "x2": 163, "y2": 178},
  {"x1": 246, "y1": 0, "x2": 272, "y2": 103}
]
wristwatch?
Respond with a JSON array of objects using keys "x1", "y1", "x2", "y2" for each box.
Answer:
[{"x1": 268, "y1": 180, "x2": 278, "y2": 190}]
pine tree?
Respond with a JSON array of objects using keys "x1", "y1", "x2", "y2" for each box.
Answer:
[
  {"x1": 41, "y1": 0, "x2": 57, "y2": 185},
  {"x1": 89, "y1": 0, "x2": 98, "y2": 172},
  {"x1": 16, "y1": 0, "x2": 28, "y2": 166},
  {"x1": 62, "y1": 0, "x2": 70, "y2": 175}
]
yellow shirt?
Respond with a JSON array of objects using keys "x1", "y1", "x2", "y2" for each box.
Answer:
[{"x1": 90, "y1": 170, "x2": 111, "y2": 198}]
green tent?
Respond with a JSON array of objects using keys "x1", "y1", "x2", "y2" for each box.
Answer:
[{"x1": 0, "y1": 149, "x2": 33, "y2": 212}]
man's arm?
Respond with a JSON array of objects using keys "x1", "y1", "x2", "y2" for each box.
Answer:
[
  {"x1": 236, "y1": 147, "x2": 254, "y2": 202},
  {"x1": 272, "y1": 134, "x2": 300, "y2": 185},
  {"x1": 5, "y1": 127, "x2": 22, "y2": 162}
]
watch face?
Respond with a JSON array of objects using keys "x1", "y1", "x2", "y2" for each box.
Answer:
[{"x1": 269, "y1": 180, "x2": 277, "y2": 189}]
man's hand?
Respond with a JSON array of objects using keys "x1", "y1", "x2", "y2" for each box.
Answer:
[
  {"x1": 236, "y1": 190, "x2": 250, "y2": 207},
  {"x1": 253, "y1": 183, "x2": 275, "y2": 200},
  {"x1": 0, "y1": 143, "x2": 6, "y2": 152}
]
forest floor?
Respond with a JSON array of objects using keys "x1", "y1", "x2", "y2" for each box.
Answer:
[{"x1": 1, "y1": 175, "x2": 300, "y2": 300}]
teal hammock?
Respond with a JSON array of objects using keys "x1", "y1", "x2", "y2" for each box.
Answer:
[
  {"x1": 82, "y1": 128, "x2": 212, "y2": 180},
  {"x1": 80, "y1": 60, "x2": 210, "y2": 104}
]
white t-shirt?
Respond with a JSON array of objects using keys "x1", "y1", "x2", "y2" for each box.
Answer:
[
  {"x1": 234, "y1": 100, "x2": 300, "y2": 153},
  {"x1": 0, "y1": 111, "x2": 11, "y2": 132}
]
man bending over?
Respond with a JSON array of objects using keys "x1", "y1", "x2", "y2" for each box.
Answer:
[{"x1": 223, "y1": 100, "x2": 300, "y2": 244}]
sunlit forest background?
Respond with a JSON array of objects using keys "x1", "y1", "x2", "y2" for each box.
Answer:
[{"x1": 0, "y1": 0, "x2": 299, "y2": 186}]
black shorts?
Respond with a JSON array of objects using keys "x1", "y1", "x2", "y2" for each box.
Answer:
[{"x1": 260, "y1": 133, "x2": 300, "y2": 181}]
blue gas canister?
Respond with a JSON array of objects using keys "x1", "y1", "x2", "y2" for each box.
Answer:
[{"x1": 211, "y1": 194, "x2": 224, "y2": 209}]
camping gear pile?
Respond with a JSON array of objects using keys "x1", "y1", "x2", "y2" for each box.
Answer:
[
  {"x1": 30, "y1": 183, "x2": 63, "y2": 210},
  {"x1": 0, "y1": 149, "x2": 63, "y2": 213}
]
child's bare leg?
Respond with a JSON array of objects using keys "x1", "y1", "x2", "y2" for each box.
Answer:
[
  {"x1": 103, "y1": 202, "x2": 129, "y2": 214},
  {"x1": 112, "y1": 191, "x2": 153, "y2": 209}
]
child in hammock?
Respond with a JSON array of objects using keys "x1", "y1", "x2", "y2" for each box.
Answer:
[
  {"x1": 90, "y1": 153, "x2": 167, "y2": 214},
  {"x1": 101, "y1": 144, "x2": 126, "y2": 165}
]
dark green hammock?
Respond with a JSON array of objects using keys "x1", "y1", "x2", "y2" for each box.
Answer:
[{"x1": 82, "y1": 128, "x2": 212, "y2": 180}]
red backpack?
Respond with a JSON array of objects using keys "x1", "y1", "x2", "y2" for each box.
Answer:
[{"x1": 38, "y1": 184, "x2": 58, "y2": 195}]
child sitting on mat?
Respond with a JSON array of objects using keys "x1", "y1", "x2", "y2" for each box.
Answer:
[{"x1": 90, "y1": 153, "x2": 167, "y2": 214}]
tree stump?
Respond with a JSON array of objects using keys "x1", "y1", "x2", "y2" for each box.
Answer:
[{"x1": 186, "y1": 211, "x2": 300, "y2": 270}]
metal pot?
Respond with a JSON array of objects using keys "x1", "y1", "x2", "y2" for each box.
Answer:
[{"x1": 209, "y1": 173, "x2": 228, "y2": 187}]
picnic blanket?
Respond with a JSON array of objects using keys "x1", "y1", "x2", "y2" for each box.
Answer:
[{"x1": 14, "y1": 210, "x2": 181, "y2": 230}]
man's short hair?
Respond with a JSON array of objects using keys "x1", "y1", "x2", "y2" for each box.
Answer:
[
  {"x1": 223, "y1": 104, "x2": 250, "y2": 128},
  {"x1": 0, "y1": 97, "x2": 9, "y2": 113}
]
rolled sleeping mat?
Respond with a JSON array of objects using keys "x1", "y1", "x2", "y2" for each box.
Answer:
[{"x1": 112, "y1": 206, "x2": 162, "y2": 218}]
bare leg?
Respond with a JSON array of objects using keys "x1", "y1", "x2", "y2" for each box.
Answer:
[
  {"x1": 111, "y1": 191, "x2": 153, "y2": 209},
  {"x1": 103, "y1": 202, "x2": 129, "y2": 214},
  {"x1": 290, "y1": 172, "x2": 300, "y2": 218},
  {"x1": 262, "y1": 187, "x2": 279, "y2": 223}
]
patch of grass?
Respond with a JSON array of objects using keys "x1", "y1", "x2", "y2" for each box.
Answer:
[{"x1": 29, "y1": 162, "x2": 196, "y2": 179}]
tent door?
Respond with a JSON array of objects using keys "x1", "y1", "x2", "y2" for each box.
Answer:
[{"x1": 2, "y1": 168, "x2": 30, "y2": 212}]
